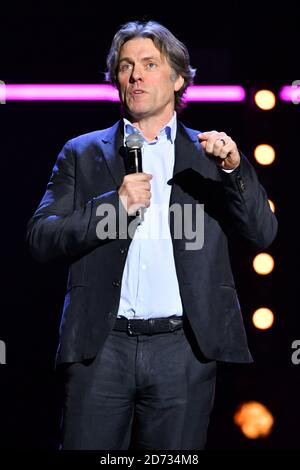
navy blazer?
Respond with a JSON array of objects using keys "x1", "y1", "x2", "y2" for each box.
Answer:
[{"x1": 26, "y1": 121, "x2": 278, "y2": 364}]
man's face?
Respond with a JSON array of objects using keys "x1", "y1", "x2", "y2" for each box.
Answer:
[{"x1": 117, "y1": 37, "x2": 183, "y2": 121}]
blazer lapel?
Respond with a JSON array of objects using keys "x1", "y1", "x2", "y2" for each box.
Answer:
[
  {"x1": 98, "y1": 120, "x2": 126, "y2": 188},
  {"x1": 172, "y1": 122, "x2": 199, "y2": 177},
  {"x1": 169, "y1": 122, "x2": 216, "y2": 207}
]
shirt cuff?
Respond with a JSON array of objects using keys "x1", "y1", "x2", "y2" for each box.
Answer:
[{"x1": 221, "y1": 166, "x2": 239, "y2": 173}]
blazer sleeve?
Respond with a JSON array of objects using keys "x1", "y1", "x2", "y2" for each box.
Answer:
[
  {"x1": 26, "y1": 140, "x2": 130, "y2": 263},
  {"x1": 219, "y1": 153, "x2": 278, "y2": 249}
]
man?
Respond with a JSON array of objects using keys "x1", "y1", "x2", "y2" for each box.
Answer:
[{"x1": 26, "y1": 20, "x2": 277, "y2": 450}]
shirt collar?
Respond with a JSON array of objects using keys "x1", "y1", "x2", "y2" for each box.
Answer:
[{"x1": 123, "y1": 112, "x2": 177, "y2": 144}]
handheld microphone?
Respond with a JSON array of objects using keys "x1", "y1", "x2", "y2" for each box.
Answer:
[
  {"x1": 125, "y1": 133, "x2": 144, "y2": 222},
  {"x1": 125, "y1": 133, "x2": 144, "y2": 173}
]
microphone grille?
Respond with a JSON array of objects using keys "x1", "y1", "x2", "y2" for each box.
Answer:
[{"x1": 125, "y1": 133, "x2": 144, "y2": 149}]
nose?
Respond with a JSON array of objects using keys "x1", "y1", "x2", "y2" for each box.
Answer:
[{"x1": 129, "y1": 65, "x2": 143, "y2": 83}]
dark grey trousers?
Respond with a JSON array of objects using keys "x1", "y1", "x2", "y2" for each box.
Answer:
[{"x1": 61, "y1": 325, "x2": 216, "y2": 450}]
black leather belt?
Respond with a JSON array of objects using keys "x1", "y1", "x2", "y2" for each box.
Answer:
[{"x1": 113, "y1": 315, "x2": 183, "y2": 336}]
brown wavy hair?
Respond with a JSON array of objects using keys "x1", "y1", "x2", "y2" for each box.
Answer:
[{"x1": 105, "y1": 20, "x2": 196, "y2": 112}]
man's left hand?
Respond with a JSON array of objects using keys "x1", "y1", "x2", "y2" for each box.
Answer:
[{"x1": 198, "y1": 131, "x2": 240, "y2": 170}]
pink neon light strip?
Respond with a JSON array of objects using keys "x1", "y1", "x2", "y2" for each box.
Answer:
[
  {"x1": 184, "y1": 85, "x2": 245, "y2": 102},
  {"x1": 1, "y1": 84, "x2": 120, "y2": 102},
  {"x1": 0, "y1": 84, "x2": 246, "y2": 102},
  {"x1": 279, "y1": 85, "x2": 300, "y2": 103}
]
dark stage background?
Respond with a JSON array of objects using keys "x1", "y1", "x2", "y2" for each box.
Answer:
[{"x1": 0, "y1": 3, "x2": 298, "y2": 451}]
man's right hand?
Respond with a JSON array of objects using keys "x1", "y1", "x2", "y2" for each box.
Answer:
[{"x1": 118, "y1": 173, "x2": 152, "y2": 216}]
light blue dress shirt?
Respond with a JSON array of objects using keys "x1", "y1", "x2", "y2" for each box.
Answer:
[{"x1": 117, "y1": 113, "x2": 183, "y2": 319}]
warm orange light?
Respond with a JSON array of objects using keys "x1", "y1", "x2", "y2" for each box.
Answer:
[
  {"x1": 234, "y1": 401, "x2": 274, "y2": 439},
  {"x1": 252, "y1": 308, "x2": 274, "y2": 329},
  {"x1": 253, "y1": 253, "x2": 274, "y2": 275},
  {"x1": 254, "y1": 144, "x2": 275, "y2": 165},
  {"x1": 268, "y1": 199, "x2": 275, "y2": 212},
  {"x1": 254, "y1": 90, "x2": 276, "y2": 110}
]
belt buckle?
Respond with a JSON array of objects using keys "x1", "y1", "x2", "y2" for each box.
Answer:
[{"x1": 127, "y1": 320, "x2": 137, "y2": 336}]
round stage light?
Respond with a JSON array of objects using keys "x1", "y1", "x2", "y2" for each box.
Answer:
[
  {"x1": 254, "y1": 89, "x2": 276, "y2": 110},
  {"x1": 234, "y1": 401, "x2": 274, "y2": 439},
  {"x1": 253, "y1": 253, "x2": 274, "y2": 275},
  {"x1": 254, "y1": 144, "x2": 275, "y2": 165},
  {"x1": 252, "y1": 308, "x2": 274, "y2": 330}
]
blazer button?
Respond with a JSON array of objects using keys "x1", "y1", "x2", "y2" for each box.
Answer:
[
  {"x1": 237, "y1": 175, "x2": 246, "y2": 192},
  {"x1": 119, "y1": 247, "x2": 127, "y2": 254},
  {"x1": 112, "y1": 279, "x2": 121, "y2": 287}
]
